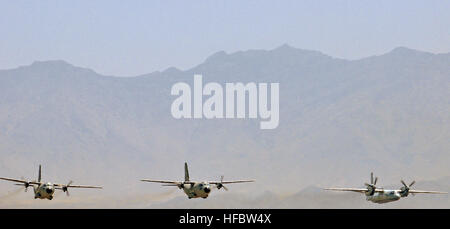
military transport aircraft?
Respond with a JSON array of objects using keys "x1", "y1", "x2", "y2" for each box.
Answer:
[
  {"x1": 324, "y1": 172, "x2": 447, "y2": 204},
  {"x1": 0, "y1": 165, "x2": 102, "y2": 200},
  {"x1": 141, "y1": 162, "x2": 254, "y2": 199}
]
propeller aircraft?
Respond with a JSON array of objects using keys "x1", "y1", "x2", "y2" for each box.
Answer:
[
  {"x1": 324, "y1": 172, "x2": 447, "y2": 204},
  {"x1": 0, "y1": 165, "x2": 102, "y2": 200},
  {"x1": 141, "y1": 162, "x2": 254, "y2": 199}
]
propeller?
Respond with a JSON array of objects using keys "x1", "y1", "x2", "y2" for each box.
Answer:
[
  {"x1": 399, "y1": 180, "x2": 415, "y2": 197},
  {"x1": 17, "y1": 177, "x2": 33, "y2": 192},
  {"x1": 14, "y1": 183, "x2": 30, "y2": 192},
  {"x1": 216, "y1": 176, "x2": 228, "y2": 191},
  {"x1": 364, "y1": 172, "x2": 378, "y2": 196},
  {"x1": 62, "y1": 181, "x2": 73, "y2": 196}
]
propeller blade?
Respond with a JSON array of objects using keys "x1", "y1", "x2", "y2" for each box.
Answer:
[
  {"x1": 19, "y1": 177, "x2": 30, "y2": 192},
  {"x1": 65, "y1": 181, "x2": 73, "y2": 196},
  {"x1": 401, "y1": 180, "x2": 407, "y2": 187},
  {"x1": 371, "y1": 173, "x2": 373, "y2": 184},
  {"x1": 409, "y1": 181, "x2": 415, "y2": 187},
  {"x1": 216, "y1": 175, "x2": 228, "y2": 191},
  {"x1": 373, "y1": 177, "x2": 378, "y2": 185}
]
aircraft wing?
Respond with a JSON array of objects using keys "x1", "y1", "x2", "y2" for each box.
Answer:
[
  {"x1": 54, "y1": 184, "x2": 102, "y2": 189},
  {"x1": 0, "y1": 177, "x2": 41, "y2": 185},
  {"x1": 324, "y1": 188, "x2": 384, "y2": 193},
  {"x1": 141, "y1": 179, "x2": 183, "y2": 184},
  {"x1": 210, "y1": 180, "x2": 255, "y2": 185},
  {"x1": 407, "y1": 190, "x2": 447, "y2": 194}
]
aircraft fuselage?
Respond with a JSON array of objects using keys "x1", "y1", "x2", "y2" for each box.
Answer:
[
  {"x1": 366, "y1": 190, "x2": 401, "y2": 204},
  {"x1": 182, "y1": 182, "x2": 212, "y2": 199},
  {"x1": 33, "y1": 182, "x2": 55, "y2": 200}
]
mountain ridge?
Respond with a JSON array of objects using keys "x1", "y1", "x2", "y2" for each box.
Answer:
[{"x1": 1, "y1": 45, "x2": 448, "y2": 78}]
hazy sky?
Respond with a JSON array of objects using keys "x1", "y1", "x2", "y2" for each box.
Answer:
[{"x1": 1, "y1": 0, "x2": 449, "y2": 76}]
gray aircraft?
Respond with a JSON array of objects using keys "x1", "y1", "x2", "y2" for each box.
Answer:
[
  {"x1": 0, "y1": 165, "x2": 102, "y2": 200},
  {"x1": 141, "y1": 162, "x2": 254, "y2": 199},
  {"x1": 324, "y1": 172, "x2": 447, "y2": 204}
]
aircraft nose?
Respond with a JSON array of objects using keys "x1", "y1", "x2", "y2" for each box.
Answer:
[
  {"x1": 46, "y1": 188, "x2": 53, "y2": 194},
  {"x1": 204, "y1": 187, "x2": 211, "y2": 193}
]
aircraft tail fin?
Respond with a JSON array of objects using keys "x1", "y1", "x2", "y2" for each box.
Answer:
[
  {"x1": 184, "y1": 162, "x2": 189, "y2": 182},
  {"x1": 38, "y1": 165, "x2": 42, "y2": 182}
]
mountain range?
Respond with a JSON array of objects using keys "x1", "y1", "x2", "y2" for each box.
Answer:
[{"x1": 0, "y1": 45, "x2": 449, "y2": 208}]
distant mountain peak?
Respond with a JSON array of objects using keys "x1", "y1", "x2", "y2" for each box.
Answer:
[
  {"x1": 391, "y1": 46, "x2": 413, "y2": 51},
  {"x1": 272, "y1": 44, "x2": 331, "y2": 59},
  {"x1": 30, "y1": 60, "x2": 73, "y2": 67},
  {"x1": 190, "y1": 44, "x2": 339, "y2": 73},
  {"x1": 163, "y1": 66, "x2": 181, "y2": 74},
  {"x1": 17, "y1": 60, "x2": 98, "y2": 76},
  {"x1": 204, "y1": 50, "x2": 228, "y2": 62},
  {"x1": 274, "y1": 43, "x2": 296, "y2": 51},
  {"x1": 387, "y1": 47, "x2": 431, "y2": 56}
]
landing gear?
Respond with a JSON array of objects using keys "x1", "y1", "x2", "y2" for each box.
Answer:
[
  {"x1": 48, "y1": 196, "x2": 53, "y2": 200},
  {"x1": 202, "y1": 197, "x2": 207, "y2": 199},
  {"x1": 188, "y1": 197, "x2": 192, "y2": 199}
]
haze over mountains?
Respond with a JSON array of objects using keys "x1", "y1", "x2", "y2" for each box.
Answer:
[{"x1": 0, "y1": 45, "x2": 449, "y2": 208}]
